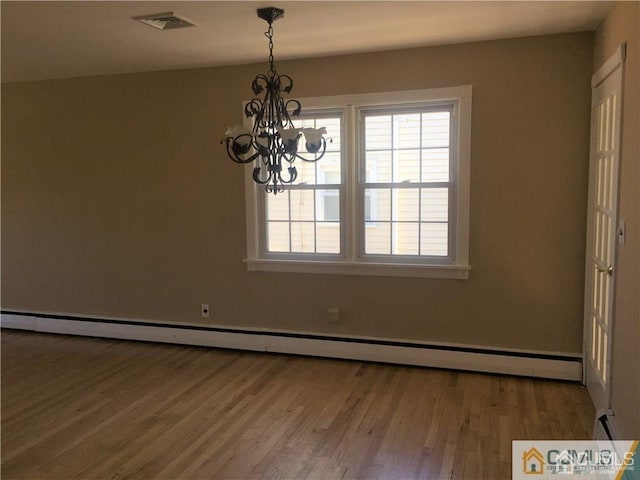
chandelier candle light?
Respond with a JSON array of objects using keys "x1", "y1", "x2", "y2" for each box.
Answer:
[{"x1": 221, "y1": 7, "x2": 330, "y2": 194}]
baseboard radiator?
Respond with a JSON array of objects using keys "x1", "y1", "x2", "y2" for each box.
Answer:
[
  {"x1": 594, "y1": 409, "x2": 618, "y2": 440},
  {"x1": 0, "y1": 310, "x2": 583, "y2": 381}
]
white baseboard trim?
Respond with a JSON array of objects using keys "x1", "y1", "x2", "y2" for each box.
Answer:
[{"x1": 1, "y1": 311, "x2": 582, "y2": 381}]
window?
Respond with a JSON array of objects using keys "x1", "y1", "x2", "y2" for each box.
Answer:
[{"x1": 244, "y1": 87, "x2": 471, "y2": 279}]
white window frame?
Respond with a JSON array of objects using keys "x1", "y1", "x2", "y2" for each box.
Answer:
[{"x1": 244, "y1": 86, "x2": 472, "y2": 279}]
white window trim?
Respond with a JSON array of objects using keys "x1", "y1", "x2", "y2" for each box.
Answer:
[{"x1": 244, "y1": 86, "x2": 472, "y2": 279}]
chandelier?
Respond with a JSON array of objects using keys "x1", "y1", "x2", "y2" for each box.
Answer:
[{"x1": 221, "y1": 7, "x2": 330, "y2": 194}]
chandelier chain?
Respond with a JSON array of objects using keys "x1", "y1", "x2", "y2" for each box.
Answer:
[{"x1": 265, "y1": 24, "x2": 276, "y2": 75}]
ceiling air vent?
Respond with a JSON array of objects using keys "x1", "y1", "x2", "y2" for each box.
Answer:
[{"x1": 132, "y1": 12, "x2": 196, "y2": 31}]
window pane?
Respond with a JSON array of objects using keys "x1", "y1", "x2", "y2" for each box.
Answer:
[
  {"x1": 317, "y1": 189, "x2": 340, "y2": 221},
  {"x1": 394, "y1": 113, "x2": 421, "y2": 149},
  {"x1": 364, "y1": 192, "x2": 371, "y2": 221},
  {"x1": 317, "y1": 152, "x2": 341, "y2": 185},
  {"x1": 291, "y1": 222, "x2": 315, "y2": 253},
  {"x1": 296, "y1": 118, "x2": 316, "y2": 129},
  {"x1": 422, "y1": 111, "x2": 450, "y2": 148},
  {"x1": 422, "y1": 148, "x2": 449, "y2": 182},
  {"x1": 323, "y1": 170, "x2": 341, "y2": 185},
  {"x1": 366, "y1": 188, "x2": 390, "y2": 221},
  {"x1": 290, "y1": 190, "x2": 314, "y2": 221},
  {"x1": 393, "y1": 222, "x2": 419, "y2": 255},
  {"x1": 394, "y1": 149, "x2": 420, "y2": 183},
  {"x1": 366, "y1": 151, "x2": 391, "y2": 183},
  {"x1": 267, "y1": 191, "x2": 289, "y2": 221},
  {"x1": 323, "y1": 195, "x2": 339, "y2": 221},
  {"x1": 365, "y1": 116, "x2": 391, "y2": 150},
  {"x1": 365, "y1": 222, "x2": 391, "y2": 254},
  {"x1": 267, "y1": 222, "x2": 290, "y2": 252},
  {"x1": 324, "y1": 117, "x2": 341, "y2": 152},
  {"x1": 421, "y1": 223, "x2": 448, "y2": 256},
  {"x1": 421, "y1": 188, "x2": 449, "y2": 222},
  {"x1": 393, "y1": 189, "x2": 419, "y2": 221},
  {"x1": 295, "y1": 160, "x2": 316, "y2": 185},
  {"x1": 316, "y1": 222, "x2": 340, "y2": 254}
]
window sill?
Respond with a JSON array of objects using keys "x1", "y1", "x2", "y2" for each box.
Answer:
[{"x1": 244, "y1": 258, "x2": 470, "y2": 279}]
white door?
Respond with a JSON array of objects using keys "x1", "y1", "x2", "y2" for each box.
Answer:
[{"x1": 584, "y1": 45, "x2": 625, "y2": 411}]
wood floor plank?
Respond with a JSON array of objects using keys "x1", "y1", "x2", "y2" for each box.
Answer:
[{"x1": 1, "y1": 330, "x2": 594, "y2": 480}]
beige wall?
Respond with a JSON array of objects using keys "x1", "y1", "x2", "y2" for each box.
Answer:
[
  {"x1": 1, "y1": 32, "x2": 594, "y2": 353},
  {"x1": 594, "y1": 1, "x2": 640, "y2": 438}
]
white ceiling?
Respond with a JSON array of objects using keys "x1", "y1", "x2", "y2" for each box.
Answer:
[{"x1": 1, "y1": 1, "x2": 611, "y2": 83}]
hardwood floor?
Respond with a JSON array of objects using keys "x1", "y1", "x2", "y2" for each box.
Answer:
[{"x1": 1, "y1": 330, "x2": 594, "y2": 480}]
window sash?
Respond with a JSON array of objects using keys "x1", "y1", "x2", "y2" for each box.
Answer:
[
  {"x1": 258, "y1": 110, "x2": 345, "y2": 258},
  {"x1": 357, "y1": 103, "x2": 457, "y2": 262},
  {"x1": 263, "y1": 186, "x2": 344, "y2": 256}
]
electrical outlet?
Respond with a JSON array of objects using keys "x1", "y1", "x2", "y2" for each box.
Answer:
[
  {"x1": 328, "y1": 307, "x2": 340, "y2": 324},
  {"x1": 201, "y1": 304, "x2": 210, "y2": 318}
]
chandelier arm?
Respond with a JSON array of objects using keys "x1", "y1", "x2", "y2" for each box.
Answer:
[
  {"x1": 279, "y1": 74, "x2": 294, "y2": 94},
  {"x1": 255, "y1": 84, "x2": 271, "y2": 129},
  {"x1": 268, "y1": 80, "x2": 282, "y2": 131},
  {"x1": 252, "y1": 166, "x2": 272, "y2": 185},
  {"x1": 256, "y1": 101, "x2": 266, "y2": 130},
  {"x1": 245, "y1": 99, "x2": 263, "y2": 120},
  {"x1": 266, "y1": 181, "x2": 284, "y2": 195},
  {"x1": 277, "y1": 164, "x2": 297, "y2": 184},
  {"x1": 223, "y1": 139, "x2": 261, "y2": 164},
  {"x1": 274, "y1": 100, "x2": 286, "y2": 132},
  {"x1": 293, "y1": 138, "x2": 329, "y2": 163},
  {"x1": 252, "y1": 74, "x2": 269, "y2": 96},
  {"x1": 283, "y1": 100, "x2": 301, "y2": 126},
  {"x1": 285, "y1": 99, "x2": 301, "y2": 116}
]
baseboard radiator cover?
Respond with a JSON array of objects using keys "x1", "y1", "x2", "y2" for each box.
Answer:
[
  {"x1": 1, "y1": 310, "x2": 582, "y2": 381},
  {"x1": 594, "y1": 409, "x2": 619, "y2": 440}
]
